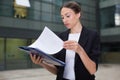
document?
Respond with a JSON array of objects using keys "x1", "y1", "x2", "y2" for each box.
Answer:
[
  {"x1": 19, "y1": 27, "x2": 65, "y2": 66},
  {"x1": 29, "y1": 27, "x2": 63, "y2": 54}
]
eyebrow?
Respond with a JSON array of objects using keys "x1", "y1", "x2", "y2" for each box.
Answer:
[{"x1": 61, "y1": 12, "x2": 72, "y2": 17}]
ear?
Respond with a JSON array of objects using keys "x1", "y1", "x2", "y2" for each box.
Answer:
[{"x1": 77, "y1": 12, "x2": 81, "y2": 19}]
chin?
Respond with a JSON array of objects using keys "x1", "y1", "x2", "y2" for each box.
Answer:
[{"x1": 65, "y1": 25, "x2": 71, "y2": 29}]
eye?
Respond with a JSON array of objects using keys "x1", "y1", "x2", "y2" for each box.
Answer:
[
  {"x1": 66, "y1": 14, "x2": 70, "y2": 18},
  {"x1": 61, "y1": 17, "x2": 64, "y2": 19},
  {"x1": 67, "y1": 15, "x2": 70, "y2": 18}
]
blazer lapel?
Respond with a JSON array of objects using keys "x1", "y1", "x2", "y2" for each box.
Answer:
[
  {"x1": 75, "y1": 27, "x2": 89, "y2": 62},
  {"x1": 62, "y1": 29, "x2": 70, "y2": 41},
  {"x1": 78, "y1": 27, "x2": 88, "y2": 48},
  {"x1": 59, "y1": 29, "x2": 70, "y2": 62}
]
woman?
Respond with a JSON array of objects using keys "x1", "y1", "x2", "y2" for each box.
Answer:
[{"x1": 30, "y1": 1, "x2": 100, "y2": 80}]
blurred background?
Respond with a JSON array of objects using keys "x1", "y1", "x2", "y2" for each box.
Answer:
[{"x1": 0, "y1": 0, "x2": 120, "y2": 71}]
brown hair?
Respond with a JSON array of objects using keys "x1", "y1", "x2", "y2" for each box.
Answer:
[{"x1": 60, "y1": 1, "x2": 81, "y2": 14}]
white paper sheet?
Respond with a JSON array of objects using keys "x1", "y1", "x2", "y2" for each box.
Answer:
[
  {"x1": 29, "y1": 26, "x2": 63, "y2": 54},
  {"x1": 16, "y1": 0, "x2": 30, "y2": 7}
]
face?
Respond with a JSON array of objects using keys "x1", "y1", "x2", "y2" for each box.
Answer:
[{"x1": 61, "y1": 7, "x2": 80, "y2": 29}]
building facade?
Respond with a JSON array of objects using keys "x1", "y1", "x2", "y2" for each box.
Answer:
[
  {"x1": 0, "y1": 0, "x2": 98, "y2": 70},
  {"x1": 100, "y1": 0, "x2": 120, "y2": 63}
]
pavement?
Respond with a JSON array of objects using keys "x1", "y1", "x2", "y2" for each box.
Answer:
[{"x1": 0, "y1": 64, "x2": 120, "y2": 80}]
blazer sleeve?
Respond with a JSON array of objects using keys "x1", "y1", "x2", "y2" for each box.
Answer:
[{"x1": 89, "y1": 31, "x2": 101, "y2": 70}]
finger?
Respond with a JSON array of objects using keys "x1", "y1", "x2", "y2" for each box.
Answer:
[
  {"x1": 36, "y1": 56, "x2": 42, "y2": 63},
  {"x1": 30, "y1": 54, "x2": 37, "y2": 64},
  {"x1": 34, "y1": 57, "x2": 39, "y2": 64},
  {"x1": 64, "y1": 45, "x2": 73, "y2": 50},
  {"x1": 30, "y1": 53, "x2": 33, "y2": 58},
  {"x1": 64, "y1": 41, "x2": 78, "y2": 50},
  {"x1": 64, "y1": 40, "x2": 74, "y2": 44},
  {"x1": 64, "y1": 43, "x2": 76, "y2": 49},
  {"x1": 64, "y1": 40, "x2": 77, "y2": 45},
  {"x1": 38, "y1": 56, "x2": 43, "y2": 63},
  {"x1": 33, "y1": 54, "x2": 37, "y2": 60},
  {"x1": 30, "y1": 53, "x2": 34, "y2": 61}
]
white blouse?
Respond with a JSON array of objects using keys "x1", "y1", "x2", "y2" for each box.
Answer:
[{"x1": 63, "y1": 33, "x2": 80, "y2": 80}]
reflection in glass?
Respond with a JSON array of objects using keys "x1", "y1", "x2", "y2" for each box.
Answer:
[
  {"x1": 115, "y1": 4, "x2": 120, "y2": 26},
  {"x1": 100, "y1": 4, "x2": 120, "y2": 29}
]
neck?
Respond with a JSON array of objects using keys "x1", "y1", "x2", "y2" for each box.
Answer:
[{"x1": 70, "y1": 22, "x2": 82, "y2": 33}]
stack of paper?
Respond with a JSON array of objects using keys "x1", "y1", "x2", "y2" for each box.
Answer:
[{"x1": 19, "y1": 26, "x2": 65, "y2": 66}]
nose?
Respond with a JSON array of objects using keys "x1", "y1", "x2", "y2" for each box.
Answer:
[{"x1": 62, "y1": 18, "x2": 67, "y2": 24}]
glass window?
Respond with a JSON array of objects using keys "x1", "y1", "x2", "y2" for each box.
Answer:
[
  {"x1": 100, "y1": 4, "x2": 120, "y2": 29},
  {"x1": 34, "y1": 1, "x2": 41, "y2": 11},
  {"x1": 52, "y1": 2, "x2": 61, "y2": 23},
  {"x1": 100, "y1": 6, "x2": 115, "y2": 28},
  {"x1": 33, "y1": 10, "x2": 41, "y2": 20},
  {"x1": 100, "y1": 0, "x2": 107, "y2": 2},
  {"x1": 53, "y1": 14, "x2": 62, "y2": 23},
  {"x1": 0, "y1": 38, "x2": 4, "y2": 65},
  {"x1": 33, "y1": 0, "x2": 41, "y2": 20},
  {"x1": 115, "y1": 13, "x2": 120, "y2": 26},
  {"x1": 115, "y1": 4, "x2": 120, "y2": 26},
  {"x1": 41, "y1": 12, "x2": 52, "y2": 22},
  {"x1": 42, "y1": 2, "x2": 52, "y2": 13},
  {"x1": 6, "y1": 38, "x2": 28, "y2": 69},
  {"x1": 41, "y1": 2, "x2": 52, "y2": 22},
  {"x1": 53, "y1": 0, "x2": 63, "y2": 6},
  {"x1": 43, "y1": 0, "x2": 53, "y2": 2},
  {"x1": 0, "y1": 0, "x2": 64, "y2": 23},
  {"x1": 0, "y1": 0, "x2": 13, "y2": 17},
  {"x1": 0, "y1": 4, "x2": 13, "y2": 16},
  {"x1": 102, "y1": 43, "x2": 120, "y2": 52},
  {"x1": 53, "y1": 5, "x2": 60, "y2": 15}
]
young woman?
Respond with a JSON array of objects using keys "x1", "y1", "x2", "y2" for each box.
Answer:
[{"x1": 30, "y1": 1, "x2": 100, "y2": 80}]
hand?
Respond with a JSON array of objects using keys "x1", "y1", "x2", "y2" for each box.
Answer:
[
  {"x1": 30, "y1": 53, "x2": 43, "y2": 65},
  {"x1": 63, "y1": 40, "x2": 83, "y2": 53}
]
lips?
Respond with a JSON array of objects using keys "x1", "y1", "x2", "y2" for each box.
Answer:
[
  {"x1": 64, "y1": 23, "x2": 71, "y2": 29},
  {"x1": 64, "y1": 23, "x2": 69, "y2": 26}
]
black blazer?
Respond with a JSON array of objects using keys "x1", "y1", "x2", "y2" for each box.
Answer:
[{"x1": 53, "y1": 27, "x2": 100, "y2": 80}]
